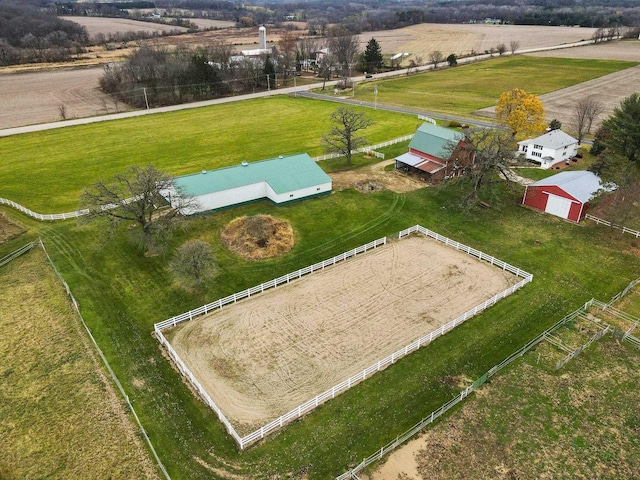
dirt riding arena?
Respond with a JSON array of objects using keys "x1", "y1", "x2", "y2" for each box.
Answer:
[{"x1": 165, "y1": 235, "x2": 519, "y2": 433}]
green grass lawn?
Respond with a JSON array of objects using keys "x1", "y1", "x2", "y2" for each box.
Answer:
[
  {"x1": 515, "y1": 167, "x2": 558, "y2": 181},
  {"x1": 0, "y1": 96, "x2": 420, "y2": 213},
  {"x1": 344, "y1": 57, "x2": 636, "y2": 117},
  {"x1": 2, "y1": 171, "x2": 639, "y2": 479}
]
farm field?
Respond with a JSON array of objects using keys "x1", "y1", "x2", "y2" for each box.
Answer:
[
  {"x1": 0, "y1": 249, "x2": 157, "y2": 479},
  {"x1": 64, "y1": 15, "x2": 188, "y2": 37},
  {"x1": 368, "y1": 325, "x2": 640, "y2": 479},
  {"x1": 360, "y1": 23, "x2": 598, "y2": 60},
  {"x1": 166, "y1": 235, "x2": 519, "y2": 432},
  {"x1": 0, "y1": 96, "x2": 420, "y2": 212},
  {"x1": 352, "y1": 56, "x2": 636, "y2": 118},
  {"x1": 0, "y1": 24, "x2": 614, "y2": 129},
  {"x1": 0, "y1": 67, "x2": 124, "y2": 129}
]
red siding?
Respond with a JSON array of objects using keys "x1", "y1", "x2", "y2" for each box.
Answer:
[{"x1": 523, "y1": 185, "x2": 585, "y2": 222}]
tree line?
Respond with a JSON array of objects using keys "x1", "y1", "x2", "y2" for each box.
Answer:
[{"x1": 0, "y1": 2, "x2": 88, "y2": 65}]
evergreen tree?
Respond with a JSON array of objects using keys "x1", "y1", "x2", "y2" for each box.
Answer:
[
  {"x1": 362, "y1": 37, "x2": 383, "y2": 73},
  {"x1": 601, "y1": 93, "x2": 640, "y2": 164}
]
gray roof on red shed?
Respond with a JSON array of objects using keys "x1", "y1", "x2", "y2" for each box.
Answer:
[{"x1": 529, "y1": 170, "x2": 604, "y2": 203}]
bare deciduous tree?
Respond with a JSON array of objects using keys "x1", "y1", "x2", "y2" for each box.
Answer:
[
  {"x1": 58, "y1": 104, "x2": 67, "y2": 120},
  {"x1": 169, "y1": 239, "x2": 216, "y2": 288},
  {"x1": 80, "y1": 165, "x2": 194, "y2": 255},
  {"x1": 450, "y1": 128, "x2": 517, "y2": 202},
  {"x1": 573, "y1": 96, "x2": 604, "y2": 144},
  {"x1": 327, "y1": 28, "x2": 359, "y2": 88},
  {"x1": 496, "y1": 43, "x2": 507, "y2": 56},
  {"x1": 509, "y1": 40, "x2": 520, "y2": 54},
  {"x1": 322, "y1": 107, "x2": 374, "y2": 165},
  {"x1": 429, "y1": 50, "x2": 443, "y2": 68}
]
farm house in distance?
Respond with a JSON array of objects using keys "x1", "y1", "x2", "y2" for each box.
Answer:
[
  {"x1": 394, "y1": 123, "x2": 474, "y2": 183},
  {"x1": 165, "y1": 153, "x2": 332, "y2": 214},
  {"x1": 522, "y1": 170, "x2": 606, "y2": 222},
  {"x1": 518, "y1": 129, "x2": 579, "y2": 169}
]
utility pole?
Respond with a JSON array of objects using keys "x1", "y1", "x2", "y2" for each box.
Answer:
[
  {"x1": 266, "y1": 74, "x2": 270, "y2": 91},
  {"x1": 374, "y1": 86, "x2": 378, "y2": 110},
  {"x1": 143, "y1": 87, "x2": 149, "y2": 110}
]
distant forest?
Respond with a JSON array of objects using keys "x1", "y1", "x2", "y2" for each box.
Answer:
[
  {"x1": 0, "y1": 2, "x2": 89, "y2": 64},
  {"x1": 1, "y1": 0, "x2": 638, "y2": 66}
]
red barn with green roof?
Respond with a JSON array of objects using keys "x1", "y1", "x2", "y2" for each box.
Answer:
[{"x1": 394, "y1": 123, "x2": 474, "y2": 183}]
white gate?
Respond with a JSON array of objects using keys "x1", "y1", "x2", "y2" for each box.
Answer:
[{"x1": 545, "y1": 193, "x2": 572, "y2": 219}]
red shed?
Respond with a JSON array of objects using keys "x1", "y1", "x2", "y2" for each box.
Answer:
[{"x1": 522, "y1": 171, "x2": 604, "y2": 222}]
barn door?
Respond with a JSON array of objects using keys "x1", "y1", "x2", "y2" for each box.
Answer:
[{"x1": 545, "y1": 194, "x2": 572, "y2": 220}]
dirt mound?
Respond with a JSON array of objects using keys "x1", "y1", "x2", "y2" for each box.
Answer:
[
  {"x1": 221, "y1": 215, "x2": 294, "y2": 260},
  {"x1": 0, "y1": 213, "x2": 25, "y2": 244},
  {"x1": 355, "y1": 179, "x2": 385, "y2": 193}
]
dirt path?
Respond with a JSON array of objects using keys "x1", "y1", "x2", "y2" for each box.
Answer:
[
  {"x1": 166, "y1": 235, "x2": 518, "y2": 433},
  {"x1": 329, "y1": 159, "x2": 427, "y2": 193}
]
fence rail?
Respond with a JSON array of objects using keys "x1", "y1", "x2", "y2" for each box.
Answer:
[
  {"x1": 554, "y1": 324, "x2": 610, "y2": 370},
  {"x1": 335, "y1": 299, "x2": 601, "y2": 479},
  {"x1": 585, "y1": 214, "x2": 640, "y2": 238},
  {"x1": 312, "y1": 134, "x2": 413, "y2": 163},
  {"x1": 156, "y1": 225, "x2": 532, "y2": 450},
  {"x1": 155, "y1": 237, "x2": 388, "y2": 331},
  {"x1": 0, "y1": 196, "x2": 89, "y2": 221},
  {"x1": 0, "y1": 241, "x2": 37, "y2": 267}
]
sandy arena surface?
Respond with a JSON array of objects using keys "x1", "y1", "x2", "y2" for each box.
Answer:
[{"x1": 166, "y1": 235, "x2": 519, "y2": 433}]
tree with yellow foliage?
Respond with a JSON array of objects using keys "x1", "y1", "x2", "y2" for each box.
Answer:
[{"x1": 495, "y1": 88, "x2": 546, "y2": 140}]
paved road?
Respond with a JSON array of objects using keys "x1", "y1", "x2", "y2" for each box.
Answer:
[{"x1": 0, "y1": 38, "x2": 600, "y2": 138}]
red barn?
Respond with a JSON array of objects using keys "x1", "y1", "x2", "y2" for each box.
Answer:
[{"x1": 522, "y1": 171, "x2": 604, "y2": 222}]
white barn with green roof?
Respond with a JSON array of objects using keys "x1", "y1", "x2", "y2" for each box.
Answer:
[{"x1": 165, "y1": 153, "x2": 332, "y2": 215}]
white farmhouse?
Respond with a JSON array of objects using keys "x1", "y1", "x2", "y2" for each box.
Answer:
[
  {"x1": 165, "y1": 153, "x2": 332, "y2": 215},
  {"x1": 517, "y1": 129, "x2": 579, "y2": 169}
]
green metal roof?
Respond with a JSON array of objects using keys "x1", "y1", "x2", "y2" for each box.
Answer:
[
  {"x1": 408, "y1": 123, "x2": 462, "y2": 159},
  {"x1": 174, "y1": 153, "x2": 331, "y2": 196}
]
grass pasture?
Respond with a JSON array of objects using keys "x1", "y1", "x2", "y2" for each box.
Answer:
[
  {"x1": 0, "y1": 248, "x2": 157, "y2": 479},
  {"x1": 0, "y1": 96, "x2": 419, "y2": 213},
  {"x1": 351, "y1": 57, "x2": 636, "y2": 117},
  {"x1": 368, "y1": 336, "x2": 640, "y2": 480},
  {"x1": 2, "y1": 174, "x2": 639, "y2": 478}
]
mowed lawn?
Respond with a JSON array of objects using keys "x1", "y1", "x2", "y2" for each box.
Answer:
[
  {"x1": 352, "y1": 57, "x2": 637, "y2": 116},
  {"x1": 0, "y1": 96, "x2": 420, "y2": 213},
  {"x1": 0, "y1": 249, "x2": 157, "y2": 480}
]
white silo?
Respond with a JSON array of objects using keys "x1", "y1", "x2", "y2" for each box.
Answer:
[{"x1": 259, "y1": 26, "x2": 267, "y2": 50}]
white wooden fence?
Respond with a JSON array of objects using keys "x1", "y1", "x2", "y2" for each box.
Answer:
[
  {"x1": 312, "y1": 134, "x2": 413, "y2": 162},
  {"x1": 0, "y1": 196, "x2": 89, "y2": 221},
  {"x1": 156, "y1": 225, "x2": 532, "y2": 450},
  {"x1": 335, "y1": 299, "x2": 600, "y2": 480},
  {"x1": 585, "y1": 214, "x2": 640, "y2": 238}
]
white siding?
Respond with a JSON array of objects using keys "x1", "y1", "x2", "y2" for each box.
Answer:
[
  {"x1": 522, "y1": 141, "x2": 579, "y2": 169},
  {"x1": 186, "y1": 181, "x2": 332, "y2": 214}
]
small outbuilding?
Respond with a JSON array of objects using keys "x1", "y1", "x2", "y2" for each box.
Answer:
[
  {"x1": 522, "y1": 170, "x2": 605, "y2": 222},
  {"x1": 518, "y1": 129, "x2": 579, "y2": 169},
  {"x1": 394, "y1": 123, "x2": 473, "y2": 183},
  {"x1": 166, "y1": 153, "x2": 332, "y2": 215}
]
